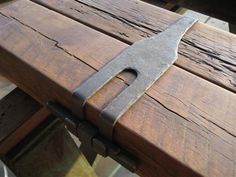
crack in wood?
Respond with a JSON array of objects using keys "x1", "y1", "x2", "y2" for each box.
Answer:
[
  {"x1": 31, "y1": 0, "x2": 236, "y2": 95},
  {"x1": 3, "y1": 11, "x2": 235, "y2": 143}
]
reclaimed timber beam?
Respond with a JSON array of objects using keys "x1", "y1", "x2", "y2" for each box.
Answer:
[
  {"x1": 32, "y1": 0, "x2": 236, "y2": 93},
  {"x1": 0, "y1": 88, "x2": 50, "y2": 155},
  {"x1": 0, "y1": 1, "x2": 235, "y2": 177}
]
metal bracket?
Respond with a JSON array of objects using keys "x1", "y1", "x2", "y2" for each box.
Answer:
[
  {"x1": 72, "y1": 16, "x2": 197, "y2": 140},
  {"x1": 47, "y1": 102, "x2": 137, "y2": 172},
  {"x1": 47, "y1": 16, "x2": 197, "y2": 172}
]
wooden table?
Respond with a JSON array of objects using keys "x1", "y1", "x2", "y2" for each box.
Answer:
[{"x1": 0, "y1": 0, "x2": 235, "y2": 176}]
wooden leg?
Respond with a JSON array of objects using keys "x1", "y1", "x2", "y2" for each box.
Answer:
[{"x1": 6, "y1": 120, "x2": 97, "y2": 177}]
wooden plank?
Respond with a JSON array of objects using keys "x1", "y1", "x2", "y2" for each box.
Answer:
[
  {"x1": 32, "y1": 0, "x2": 236, "y2": 93},
  {"x1": 0, "y1": 88, "x2": 49, "y2": 155},
  {"x1": 0, "y1": 1, "x2": 235, "y2": 176},
  {"x1": 0, "y1": 88, "x2": 40, "y2": 142},
  {"x1": 0, "y1": 107, "x2": 49, "y2": 155}
]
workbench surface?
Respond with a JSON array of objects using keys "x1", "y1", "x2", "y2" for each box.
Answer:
[{"x1": 0, "y1": 0, "x2": 235, "y2": 176}]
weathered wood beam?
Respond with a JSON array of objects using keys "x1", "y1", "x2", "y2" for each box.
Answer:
[
  {"x1": 32, "y1": 0, "x2": 236, "y2": 93},
  {"x1": 0, "y1": 1, "x2": 235, "y2": 176}
]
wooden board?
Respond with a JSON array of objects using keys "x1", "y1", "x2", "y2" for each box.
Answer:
[
  {"x1": 0, "y1": 88, "x2": 49, "y2": 155},
  {"x1": 0, "y1": 1, "x2": 235, "y2": 177},
  {"x1": 0, "y1": 88, "x2": 40, "y2": 142},
  {"x1": 32, "y1": 0, "x2": 236, "y2": 93}
]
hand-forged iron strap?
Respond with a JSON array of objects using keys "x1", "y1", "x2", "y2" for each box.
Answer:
[{"x1": 73, "y1": 16, "x2": 197, "y2": 140}]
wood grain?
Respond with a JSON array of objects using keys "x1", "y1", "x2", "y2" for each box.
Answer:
[
  {"x1": 0, "y1": 1, "x2": 235, "y2": 177},
  {"x1": 32, "y1": 0, "x2": 236, "y2": 93}
]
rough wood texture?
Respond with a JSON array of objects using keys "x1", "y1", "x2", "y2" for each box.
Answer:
[
  {"x1": 0, "y1": 1, "x2": 235, "y2": 177},
  {"x1": 32, "y1": 0, "x2": 236, "y2": 93},
  {"x1": 0, "y1": 88, "x2": 49, "y2": 155}
]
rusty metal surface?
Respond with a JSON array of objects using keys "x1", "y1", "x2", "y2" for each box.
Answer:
[{"x1": 73, "y1": 16, "x2": 197, "y2": 140}]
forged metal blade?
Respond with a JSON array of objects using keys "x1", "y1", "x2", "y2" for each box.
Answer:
[{"x1": 73, "y1": 16, "x2": 197, "y2": 139}]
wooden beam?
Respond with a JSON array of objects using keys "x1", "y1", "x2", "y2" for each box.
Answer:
[
  {"x1": 32, "y1": 0, "x2": 236, "y2": 93},
  {"x1": 0, "y1": 1, "x2": 235, "y2": 176},
  {"x1": 0, "y1": 88, "x2": 50, "y2": 155}
]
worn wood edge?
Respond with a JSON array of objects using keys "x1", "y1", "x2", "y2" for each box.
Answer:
[
  {"x1": 0, "y1": 22, "x2": 201, "y2": 177},
  {"x1": 0, "y1": 87, "x2": 50, "y2": 155},
  {"x1": 31, "y1": 0, "x2": 236, "y2": 93},
  {"x1": 0, "y1": 88, "x2": 41, "y2": 142},
  {"x1": 1, "y1": 0, "x2": 235, "y2": 143},
  {"x1": 0, "y1": 1, "x2": 235, "y2": 176},
  {"x1": 0, "y1": 107, "x2": 50, "y2": 155}
]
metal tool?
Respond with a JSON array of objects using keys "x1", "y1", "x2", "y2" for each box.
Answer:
[
  {"x1": 48, "y1": 16, "x2": 197, "y2": 172},
  {"x1": 73, "y1": 16, "x2": 197, "y2": 140}
]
